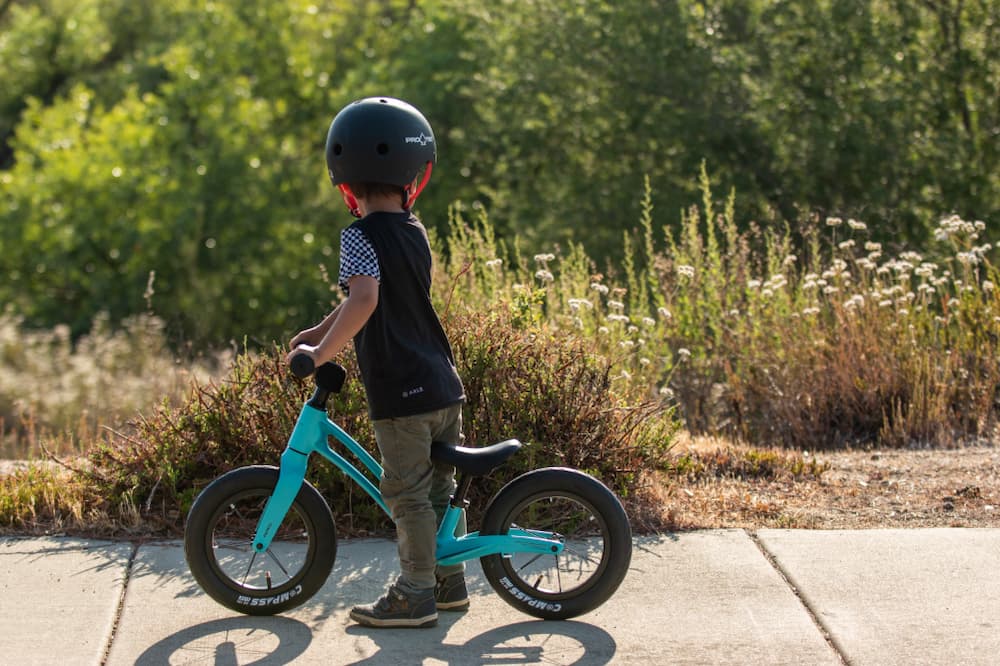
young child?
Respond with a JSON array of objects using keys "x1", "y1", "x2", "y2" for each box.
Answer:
[{"x1": 287, "y1": 97, "x2": 467, "y2": 628}]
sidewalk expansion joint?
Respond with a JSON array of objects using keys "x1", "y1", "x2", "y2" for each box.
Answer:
[
  {"x1": 100, "y1": 541, "x2": 139, "y2": 666},
  {"x1": 746, "y1": 530, "x2": 850, "y2": 666}
]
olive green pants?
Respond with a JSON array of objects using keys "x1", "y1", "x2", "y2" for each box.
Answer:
[{"x1": 372, "y1": 402, "x2": 466, "y2": 592}]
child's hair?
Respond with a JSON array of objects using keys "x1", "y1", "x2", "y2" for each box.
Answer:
[{"x1": 348, "y1": 182, "x2": 406, "y2": 206}]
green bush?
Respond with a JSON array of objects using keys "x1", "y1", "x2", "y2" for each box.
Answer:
[{"x1": 81, "y1": 309, "x2": 677, "y2": 536}]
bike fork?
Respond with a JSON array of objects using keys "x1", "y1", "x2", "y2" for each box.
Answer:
[
  {"x1": 251, "y1": 447, "x2": 309, "y2": 553},
  {"x1": 251, "y1": 406, "x2": 327, "y2": 552}
]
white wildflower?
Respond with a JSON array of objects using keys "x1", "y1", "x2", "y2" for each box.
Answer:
[
  {"x1": 642, "y1": 317, "x2": 656, "y2": 327},
  {"x1": 657, "y1": 307, "x2": 672, "y2": 319},
  {"x1": 767, "y1": 274, "x2": 788, "y2": 289},
  {"x1": 677, "y1": 348, "x2": 692, "y2": 360},
  {"x1": 533, "y1": 253, "x2": 555, "y2": 263},
  {"x1": 847, "y1": 219, "x2": 867, "y2": 231},
  {"x1": 934, "y1": 214, "x2": 981, "y2": 241},
  {"x1": 747, "y1": 279, "x2": 762, "y2": 289},
  {"x1": 535, "y1": 269, "x2": 554, "y2": 282},
  {"x1": 856, "y1": 258, "x2": 876, "y2": 271},
  {"x1": 864, "y1": 241, "x2": 882, "y2": 252},
  {"x1": 484, "y1": 258, "x2": 503, "y2": 269},
  {"x1": 984, "y1": 281, "x2": 995, "y2": 292},
  {"x1": 677, "y1": 264, "x2": 696, "y2": 279},
  {"x1": 608, "y1": 300, "x2": 625, "y2": 311},
  {"x1": 639, "y1": 357, "x2": 651, "y2": 366},
  {"x1": 590, "y1": 283, "x2": 609, "y2": 295},
  {"x1": 826, "y1": 216, "x2": 843, "y2": 227}
]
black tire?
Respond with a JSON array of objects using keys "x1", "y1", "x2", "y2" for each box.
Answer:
[
  {"x1": 184, "y1": 466, "x2": 337, "y2": 615},
  {"x1": 479, "y1": 467, "x2": 632, "y2": 620}
]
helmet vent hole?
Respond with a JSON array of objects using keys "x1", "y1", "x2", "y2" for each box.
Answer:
[
  {"x1": 376, "y1": 143, "x2": 390, "y2": 155},
  {"x1": 332, "y1": 143, "x2": 343, "y2": 156}
]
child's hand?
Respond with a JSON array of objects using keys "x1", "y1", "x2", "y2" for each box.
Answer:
[{"x1": 290, "y1": 327, "x2": 321, "y2": 350}]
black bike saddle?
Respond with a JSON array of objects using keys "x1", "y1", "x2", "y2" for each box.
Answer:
[{"x1": 430, "y1": 439, "x2": 522, "y2": 477}]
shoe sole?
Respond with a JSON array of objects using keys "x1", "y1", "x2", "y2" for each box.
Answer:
[
  {"x1": 349, "y1": 610, "x2": 438, "y2": 628},
  {"x1": 436, "y1": 599, "x2": 470, "y2": 611}
]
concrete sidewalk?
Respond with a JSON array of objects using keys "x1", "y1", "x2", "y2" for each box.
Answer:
[{"x1": 1, "y1": 529, "x2": 998, "y2": 665}]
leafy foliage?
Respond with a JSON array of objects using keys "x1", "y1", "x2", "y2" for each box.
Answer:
[{"x1": 2, "y1": 0, "x2": 998, "y2": 347}]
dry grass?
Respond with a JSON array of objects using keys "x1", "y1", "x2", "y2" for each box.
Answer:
[
  {"x1": 6, "y1": 433, "x2": 997, "y2": 537},
  {"x1": 0, "y1": 312, "x2": 227, "y2": 459}
]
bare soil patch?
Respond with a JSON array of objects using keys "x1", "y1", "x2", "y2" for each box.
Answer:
[{"x1": 657, "y1": 436, "x2": 1000, "y2": 529}]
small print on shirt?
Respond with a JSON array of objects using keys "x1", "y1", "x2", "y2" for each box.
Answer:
[{"x1": 338, "y1": 226, "x2": 381, "y2": 293}]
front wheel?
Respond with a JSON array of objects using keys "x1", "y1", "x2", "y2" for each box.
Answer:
[
  {"x1": 479, "y1": 467, "x2": 632, "y2": 620},
  {"x1": 184, "y1": 466, "x2": 336, "y2": 615}
]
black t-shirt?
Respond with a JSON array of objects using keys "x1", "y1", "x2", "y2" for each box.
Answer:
[{"x1": 342, "y1": 211, "x2": 465, "y2": 419}]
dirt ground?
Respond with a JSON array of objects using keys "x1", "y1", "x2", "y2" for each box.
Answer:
[{"x1": 659, "y1": 436, "x2": 1000, "y2": 530}]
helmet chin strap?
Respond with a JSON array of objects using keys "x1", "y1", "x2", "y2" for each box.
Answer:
[
  {"x1": 403, "y1": 163, "x2": 434, "y2": 210},
  {"x1": 337, "y1": 184, "x2": 362, "y2": 218}
]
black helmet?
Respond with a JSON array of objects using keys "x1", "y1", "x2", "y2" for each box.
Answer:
[{"x1": 325, "y1": 97, "x2": 436, "y2": 215}]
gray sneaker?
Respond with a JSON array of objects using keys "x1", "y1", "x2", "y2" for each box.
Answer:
[
  {"x1": 435, "y1": 572, "x2": 470, "y2": 611},
  {"x1": 350, "y1": 584, "x2": 438, "y2": 628}
]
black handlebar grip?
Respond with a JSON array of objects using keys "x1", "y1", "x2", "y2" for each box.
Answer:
[{"x1": 289, "y1": 353, "x2": 315, "y2": 378}]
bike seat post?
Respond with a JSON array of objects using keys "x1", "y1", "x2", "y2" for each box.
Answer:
[{"x1": 450, "y1": 474, "x2": 473, "y2": 509}]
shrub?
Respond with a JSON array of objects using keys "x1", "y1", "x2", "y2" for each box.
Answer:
[{"x1": 79, "y1": 308, "x2": 677, "y2": 536}]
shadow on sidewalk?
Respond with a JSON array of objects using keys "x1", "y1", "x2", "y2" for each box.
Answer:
[
  {"x1": 133, "y1": 615, "x2": 313, "y2": 665},
  {"x1": 345, "y1": 618, "x2": 617, "y2": 665}
]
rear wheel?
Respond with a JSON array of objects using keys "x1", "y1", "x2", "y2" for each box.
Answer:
[
  {"x1": 479, "y1": 467, "x2": 632, "y2": 620},
  {"x1": 184, "y1": 466, "x2": 336, "y2": 615}
]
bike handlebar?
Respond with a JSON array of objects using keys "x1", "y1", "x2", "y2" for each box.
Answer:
[{"x1": 289, "y1": 352, "x2": 315, "y2": 378}]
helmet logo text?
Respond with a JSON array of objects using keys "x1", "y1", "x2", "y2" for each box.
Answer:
[{"x1": 405, "y1": 133, "x2": 434, "y2": 146}]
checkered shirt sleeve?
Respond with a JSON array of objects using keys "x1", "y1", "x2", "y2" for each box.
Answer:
[{"x1": 338, "y1": 226, "x2": 381, "y2": 293}]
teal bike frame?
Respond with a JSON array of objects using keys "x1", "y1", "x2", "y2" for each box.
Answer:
[{"x1": 251, "y1": 402, "x2": 564, "y2": 566}]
